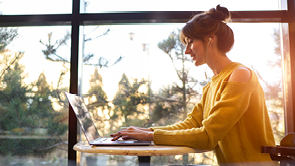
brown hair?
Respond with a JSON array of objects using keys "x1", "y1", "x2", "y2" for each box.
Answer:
[{"x1": 180, "y1": 5, "x2": 234, "y2": 53}]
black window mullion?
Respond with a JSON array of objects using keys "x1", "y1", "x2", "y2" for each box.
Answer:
[
  {"x1": 80, "y1": 10, "x2": 288, "y2": 25},
  {"x1": 68, "y1": 0, "x2": 80, "y2": 165},
  {"x1": 0, "y1": 11, "x2": 289, "y2": 27}
]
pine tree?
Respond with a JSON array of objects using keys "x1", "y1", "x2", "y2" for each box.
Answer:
[
  {"x1": 155, "y1": 30, "x2": 204, "y2": 124},
  {"x1": 0, "y1": 56, "x2": 67, "y2": 156},
  {"x1": 84, "y1": 68, "x2": 109, "y2": 136},
  {"x1": 112, "y1": 73, "x2": 149, "y2": 130}
]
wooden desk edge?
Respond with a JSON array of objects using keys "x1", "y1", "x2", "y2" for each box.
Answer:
[{"x1": 73, "y1": 143, "x2": 208, "y2": 156}]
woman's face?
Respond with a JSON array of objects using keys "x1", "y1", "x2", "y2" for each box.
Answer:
[{"x1": 185, "y1": 38, "x2": 206, "y2": 66}]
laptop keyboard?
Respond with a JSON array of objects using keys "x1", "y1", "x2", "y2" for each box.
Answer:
[
  {"x1": 94, "y1": 137, "x2": 113, "y2": 142},
  {"x1": 100, "y1": 138, "x2": 110, "y2": 141}
]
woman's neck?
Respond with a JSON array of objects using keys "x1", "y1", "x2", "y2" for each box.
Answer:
[{"x1": 207, "y1": 53, "x2": 232, "y2": 76}]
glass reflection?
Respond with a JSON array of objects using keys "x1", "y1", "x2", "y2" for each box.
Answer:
[{"x1": 66, "y1": 93, "x2": 100, "y2": 142}]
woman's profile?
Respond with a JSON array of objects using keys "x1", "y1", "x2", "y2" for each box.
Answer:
[{"x1": 111, "y1": 5, "x2": 277, "y2": 166}]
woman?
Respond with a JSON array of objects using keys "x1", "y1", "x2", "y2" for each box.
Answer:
[{"x1": 111, "y1": 5, "x2": 276, "y2": 166}]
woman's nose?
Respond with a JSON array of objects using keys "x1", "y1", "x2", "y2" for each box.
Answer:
[{"x1": 185, "y1": 45, "x2": 191, "y2": 54}]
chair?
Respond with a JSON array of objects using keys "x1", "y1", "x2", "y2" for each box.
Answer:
[{"x1": 262, "y1": 132, "x2": 295, "y2": 166}]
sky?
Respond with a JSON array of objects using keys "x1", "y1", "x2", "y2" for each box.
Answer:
[{"x1": 1, "y1": 0, "x2": 283, "y2": 101}]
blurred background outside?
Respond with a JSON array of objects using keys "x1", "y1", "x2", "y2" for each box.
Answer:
[{"x1": 0, "y1": 0, "x2": 286, "y2": 165}]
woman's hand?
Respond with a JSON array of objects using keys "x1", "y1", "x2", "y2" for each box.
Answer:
[{"x1": 110, "y1": 126, "x2": 153, "y2": 141}]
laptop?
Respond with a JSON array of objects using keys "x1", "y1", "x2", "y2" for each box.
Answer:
[{"x1": 65, "y1": 92, "x2": 151, "y2": 146}]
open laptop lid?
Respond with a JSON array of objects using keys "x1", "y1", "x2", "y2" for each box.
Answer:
[
  {"x1": 65, "y1": 92, "x2": 151, "y2": 146},
  {"x1": 65, "y1": 92, "x2": 100, "y2": 142}
]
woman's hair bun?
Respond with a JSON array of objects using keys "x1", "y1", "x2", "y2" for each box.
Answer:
[{"x1": 207, "y1": 5, "x2": 231, "y2": 22}]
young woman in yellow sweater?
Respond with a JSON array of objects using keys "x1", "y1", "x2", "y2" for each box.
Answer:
[{"x1": 111, "y1": 5, "x2": 277, "y2": 166}]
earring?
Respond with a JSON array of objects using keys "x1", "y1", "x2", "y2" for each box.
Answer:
[{"x1": 207, "y1": 38, "x2": 212, "y2": 49}]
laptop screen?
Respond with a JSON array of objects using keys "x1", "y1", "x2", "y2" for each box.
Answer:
[{"x1": 66, "y1": 92, "x2": 100, "y2": 142}]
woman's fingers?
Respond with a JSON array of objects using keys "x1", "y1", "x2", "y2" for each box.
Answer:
[
  {"x1": 110, "y1": 127, "x2": 153, "y2": 141},
  {"x1": 110, "y1": 131, "x2": 122, "y2": 141},
  {"x1": 111, "y1": 136, "x2": 120, "y2": 141},
  {"x1": 110, "y1": 129, "x2": 137, "y2": 141}
]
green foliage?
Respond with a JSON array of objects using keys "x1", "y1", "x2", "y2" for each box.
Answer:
[
  {"x1": 0, "y1": 55, "x2": 67, "y2": 156},
  {"x1": 83, "y1": 68, "x2": 110, "y2": 135},
  {"x1": 154, "y1": 30, "x2": 201, "y2": 124},
  {"x1": 86, "y1": 68, "x2": 109, "y2": 110},
  {"x1": 112, "y1": 73, "x2": 149, "y2": 127},
  {"x1": 39, "y1": 32, "x2": 71, "y2": 62},
  {"x1": 39, "y1": 28, "x2": 123, "y2": 68},
  {"x1": 150, "y1": 84, "x2": 190, "y2": 126},
  {"x1": 157, "y1": 35, "x2": 176, "y2": 54},
  {"x1": 150, "y1": 101, "x2": 170, "y2": 123},
  {"x1": 0, "y1": 28, "x2": 18, "y2": 52}
]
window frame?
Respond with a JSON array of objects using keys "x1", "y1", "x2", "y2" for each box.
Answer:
[{"x1": 0, "y1": 0, "x2": 294, "y2": 165}]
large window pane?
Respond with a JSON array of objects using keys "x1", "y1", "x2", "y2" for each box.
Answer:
[
  {"x1": 0, "y1": 0, "x2": 72, "y2": 15},
  {"x1": 0, "y1": 26, "x2": 71, "y2": 165},
  {"x1": 78, "y1": 23, "x2": 283, "y2": 165},
  {"x1": 83, "y1": 0, "x2": 282, "y2": 13}
]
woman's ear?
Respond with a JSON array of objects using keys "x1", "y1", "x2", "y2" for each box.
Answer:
[
  {"x1": 209, "y1": 35, "x2": 216, "y2": 42},
  {"x1": 207, "y1": 35, "x2": 216, "y2": 48}
]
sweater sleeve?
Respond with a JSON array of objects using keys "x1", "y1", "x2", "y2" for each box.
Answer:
[{"x1": 153, "y1": 80, "x2": 255, "y2": 150}]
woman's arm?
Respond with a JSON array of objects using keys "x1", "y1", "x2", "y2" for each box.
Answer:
[
  {"x1": 110, "y1": 101, "x2": 205, "y2": 142},
  {"x1": 152, "y1": 71, "x2": 257, "y2": 149},
  {"x1": 110, "y1": 81, "x2": 208, "y2": 141}
]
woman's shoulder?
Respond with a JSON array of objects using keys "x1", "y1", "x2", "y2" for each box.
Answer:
[
  {"x1": 228, "y1": 67, "x2": 251, "y2": 82},
  {"x1": 213, "y1": 62, "x2": 249, "y2": 82}
]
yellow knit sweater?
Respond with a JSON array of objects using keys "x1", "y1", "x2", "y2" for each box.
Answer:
[{"x1": 150, "y1": 62, "x2": 277, "y2": 166}]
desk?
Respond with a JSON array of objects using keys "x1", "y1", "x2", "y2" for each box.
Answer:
[{"x1": 74, "y1": 142, "x2": 207, "y2": 166}]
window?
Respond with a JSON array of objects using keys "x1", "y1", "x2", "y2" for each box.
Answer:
[
  {"x1": 0, "y1": 0, "x2": 293, "y2": 165},
  {"x1": 0, "y1": 26, "x2": 70, "y2": 166},
  {"x1": 0, "y1": 0, "x2": 72, "y2": 15}
]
